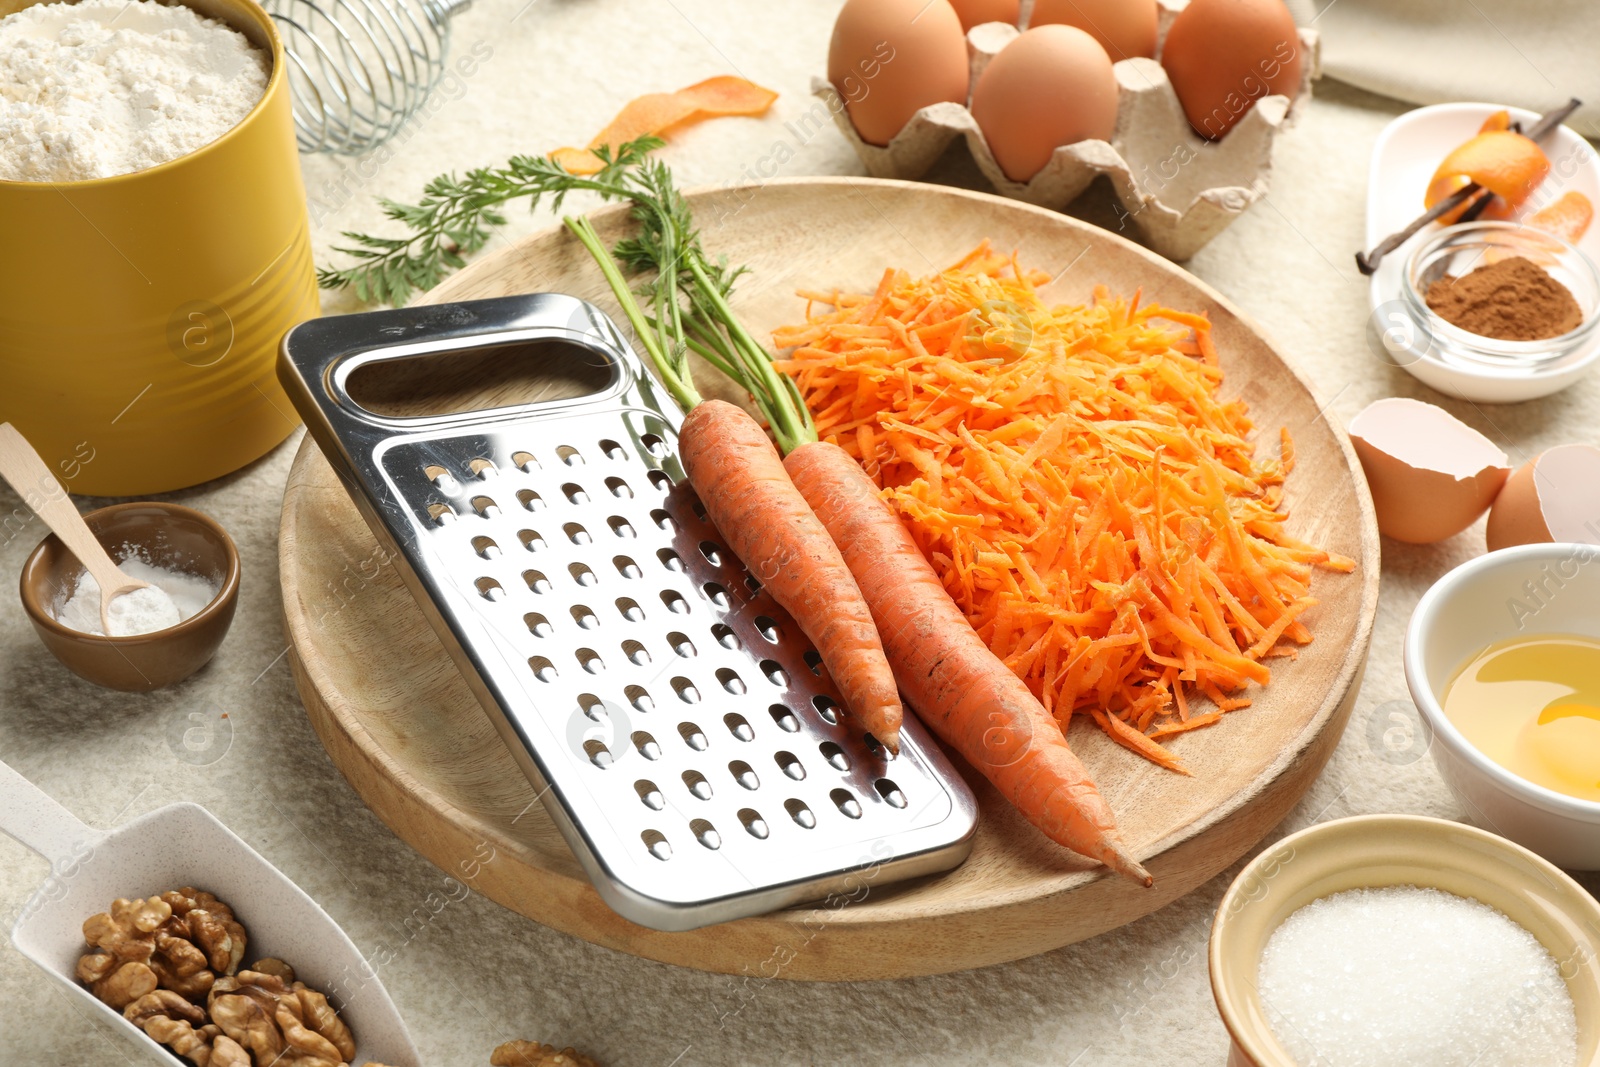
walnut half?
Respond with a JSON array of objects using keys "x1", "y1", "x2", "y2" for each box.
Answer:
[{"x1": 492, "y1": 1041, "x2": 603, "y2": 1067}]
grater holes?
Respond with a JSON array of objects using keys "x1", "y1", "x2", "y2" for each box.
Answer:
[
  {"x1": 702, "y1": 581, "x2": 730, "y2": 609},
  {"x1": 605, "y1": 476, "x2": 632, "y2": 498},
  {"x1": 671, "y1": 677, "x2": 702, "y2": 704},
  {"x1": 635, "y1": 780, "x2": 664, "y2": 810},
  {"x1": 803, "y1": 650, "x2": 823, "y2": 676},
  {"x1": 471, "y1": 495, "x2": 499, "y2": 519},
  {"x1": 642, "y1": 829, "x2": 671, "y2": 860},
  {"x1": 678, "y1": 722, "x2": 708, "y2": 751},
  {"x1": 583, "y1": 738, "x2": 612, "y2": 768},
  {"x1": 632, "y1": 731, "x2": 661, "y2": 760},
  {"x1": 647, "y1": 470, "x2": 673, "y2": 492},
  {"x1": 576, "y1": 648, "x2": 604, "y2": 674},
  {"x1": 668, "y1": 632, "x2": 696, "y2": 658},
  {"x1": 607, "y1": 515, "x2": 636, "y2": 538},
  {"x1": 476, "y1": 577, "x2": 505, "y2": 601},
  {"x1": 524, "y1": 612, "x2": 552, "y2": 637},
  {"x1": 428, "y1": 502, "x2": 456, "y2": 525},
  {"x1": 682, "y1": 769, "x2": 713, "y2": 801},
  {"x1": 785, "y1": 798, "x2": 816, "y2": 829},
  {"x1": 688, "y1": 496, "x2": 708, "y2": 522},
  {"x1": 557, "y1": 444, "x2": 583, "y2": 466},
  {"x1": 562, "y1": 482, "x2": 589, "y2": 505},
  {"x1": 691, "y1": 819, "x2": 721, "y2": 850},
  {"x1": 760, "y1": 660, "x2": 788, "y2": 687},
  {"x1": 812, "y1": 695, "x2": 839, "y2": 725},
  {"x1": 640, "y1": 432, "x2": 667, "y2": 457},
  {"x1": 875, "y1": 778, "x2": 907, "y2": 807},
  {"x1": 768, "y1": 704, "x2": 800, "y2": 733},
  {"x1": 729, "y1": 760, "x2": 759, "y2": 789},
  {"x1": 570, "y1": 562, "x2": 598, "y2": 587},
  {"x1": 739, "y1": 808, "x2": 769, "y2": 839},
  {"x1": 469, "y1": 457, "x2": 496, "y2": 478},
  {"x1": 578, "y1": 693, "x2": 605, "y2": 719},
  {"x1": 599, "y1": 438, "x2": 626, "y2": 461},
  {"x1": 755, "y1": 616, "x2": 780, "y2": 642},
  {"x1": 511, "y1": 451, "x2": 537, "y2": 472},
  {"x1": 518, "y1": 529, "x2": 547, "y2": 552},
  {"x1": 523, "y1": 569, "x2": 551, "y2": 594},
  {"x1": 570, "y1": 605, "x2": 599, "y2": 630},
  {"x1": 424, "y1": 463, "x2": 450, "y2": 484},
  {"x1": 650, "y1": 508, "x2": 676, "y2": 532},
  {"x1": 744, "y1": 575, "x2": 762, "y2": 595},
  {"x1": 657, "y1": 548, "x2": 684, "y2": 572},
  {"x1": 517, "y1": 488, "x2": 544, "y2": 511},
  {"x1": 716, "y1": 667, "x2": 746, "y2": 695},
  {"x1": 622, "y1": 639, "x2": 650, "y2": 665},
  {"x1": 616, "y1": 597, "x2": 645, "y2": 622},
  {"x1": 698, "y1": 540, "x2": 723, "y2": 566},
  {"x1": 723, "y1": 713, "x2": 754, "y2": 741},
  {"x1": 819, "y1": 741, "x2": 849, "y2": 771},
  {"x1": 472, "y1": 535, "x2": 500, "y2": 560},
  {"x1": 528, "y1": 656, "x2": 557, "y2": 682},
  {"x1": 660, "y1": 590, "x2": 690, "y2": 614},
  {"x1": 775, "y1": 751, "x2": 805, "y2": 780},
  {"x1": 614, "y1": 555, "x2": 642, "y2": 579},
  {"x1": 831, "y1": 788, "x2": 863, "y2": 819},
  {"x1": 863, "y1": 733, "x2": 888, "y2": 759},
  {"x1": 564, "y1": 522, "x2": 592, "y2": 545},
  {"x1": 625, "y1": 684, "x2": 654, "y2": 713},
  {"x1": 711, "y1": 623, "x2": 741, "y2": 650}
]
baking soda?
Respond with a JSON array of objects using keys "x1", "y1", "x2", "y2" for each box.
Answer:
[
  {"x1": 1258, "y1": 885, "x2": 1577, "y2": 1067},
  {"x1": 56, "y1": 554, "x2": 219, "y2": 637},
  {"x1": 0, "y1": 0, "x2": 268, "y2": 182}
]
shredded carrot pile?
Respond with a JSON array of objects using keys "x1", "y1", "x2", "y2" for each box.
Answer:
[{"x1": 774, "y1": 243, "x2": 1354, "y2": 772}]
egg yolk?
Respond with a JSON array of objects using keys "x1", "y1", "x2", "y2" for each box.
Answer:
[{"x1": 1523, "y1": 703, "x2": 1600, "y2": 796}]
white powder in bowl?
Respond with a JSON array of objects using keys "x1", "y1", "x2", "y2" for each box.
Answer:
[
  {"x1": 1258, "y1": 885, "x2": 1578, "y2": 1067},
  {"x1": 56, "y1": 553, "x2": 220, "y2": 636},
  {"x1": 0, "y1": 0, "x2": 269, "y2": 183}
]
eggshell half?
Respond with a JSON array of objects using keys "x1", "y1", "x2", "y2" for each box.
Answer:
[
  {"x1": 1348, "y1": 397, "x2": 1510, "y2": 544},
  {"x1": 829, "y1": 0, "x2": 971, "y2": 146},
  {"x1": 1030, "y1": 0, "x2": 1157, "y2": 60},
  {"x1": 969, "y1": 25, "x2": 1118, "y2": 182},
  {"x1": 1485, "y1": 444, "x2": 1600, "y2": 551},
  {"x1": 948, "y1": 0, "x2": 1020, "y2": 32}
]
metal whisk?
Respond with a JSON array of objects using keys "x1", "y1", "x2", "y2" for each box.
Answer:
[{"x1": 265, "y1": 0, "x2": 471, "y2": 154}]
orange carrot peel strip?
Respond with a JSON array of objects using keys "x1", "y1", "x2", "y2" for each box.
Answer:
[
  {"x1": 551, "y1": 76, "x2": 778, "y2": 174},
  {"x1": 1425, "y1": 130, "x2": 1550, "y2": 224}
]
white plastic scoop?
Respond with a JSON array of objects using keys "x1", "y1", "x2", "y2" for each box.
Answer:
[
  {"x1": 0, "y1": 422, "x2": 170, "y2": 634},
  {"x1": 0, "y1": 758, "x2": 420, "y2": 1066}
]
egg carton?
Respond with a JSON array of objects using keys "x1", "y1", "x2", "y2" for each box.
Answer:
[{"x1": 814, "y1": 0, "x2": 1320, "y2": 261}]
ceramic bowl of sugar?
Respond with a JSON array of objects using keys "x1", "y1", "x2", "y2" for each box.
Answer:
[
  {"x1": 19, "y1": 501, "x2": 240, "y2": 691},
  {"x1": 1210, "y1": 814, "x2": 1600, "y2": 1067}
]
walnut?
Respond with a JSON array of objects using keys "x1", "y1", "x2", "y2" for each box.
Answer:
[
  {"x1": 491, "y1": 1041, "x2": 602, "y2": 1067},
  {"x1": 250, "y1": 958, "x2": 295, "y2": 983},
  {"x1": 77, "y1": 957, "x2": 157, "y2": 1010},
  {"x1": 283, "y1": 983, "x2": 355, "y2": 1062},
  {"x1": 209, "y1": 1035, "x2": 252, "y2": 1067},
  {"x1": 210, "y1": 990, "x2": 285, "y2": 1066},
  {"x1": 160, "y1": 888, "x2": 248, "y2": 975},
  {"x1": 124, "y1": 991, "x2": 212, "y2": 1065},
  {"x1": 78, "y1": 893, "x2": 241, "y2": 1006}
]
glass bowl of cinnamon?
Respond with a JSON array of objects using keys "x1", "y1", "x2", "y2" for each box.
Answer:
[{"x1": 1402, "y1": 221, "x2": 1600, "y2": 371}]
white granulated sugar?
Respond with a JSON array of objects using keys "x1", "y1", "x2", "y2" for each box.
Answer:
[
  {"x1": 56, "y1": 554, "x2": 219, "y2": 636},
  {"x1": 0, "y1": 0, "x2": 268, "y2": 182},
  {"x1": 1258, "y1": 885, "x2": 1577, "y2": 1067}
]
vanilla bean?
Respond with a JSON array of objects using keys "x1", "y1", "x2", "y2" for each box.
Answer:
[{"x1": 1355, "y1": 98, "x2": 1582, "y2": 276}]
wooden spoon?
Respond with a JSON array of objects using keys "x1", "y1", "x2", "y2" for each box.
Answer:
[{"x1": 0, "y1": 423, "x2": 151, "y2": 633}]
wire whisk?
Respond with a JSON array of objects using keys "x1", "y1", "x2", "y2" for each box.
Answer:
[{"x1": 265, "y1": 0, "x2": 471, "y2": 154}]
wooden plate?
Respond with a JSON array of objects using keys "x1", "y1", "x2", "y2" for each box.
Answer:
[{"x1": 279, "y1": 178, "x2": 1379, "y2": 980}]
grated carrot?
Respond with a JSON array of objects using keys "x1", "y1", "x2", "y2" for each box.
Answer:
[{"x1": 773, "y1": 243, "x2": 1353, "y2": 769}]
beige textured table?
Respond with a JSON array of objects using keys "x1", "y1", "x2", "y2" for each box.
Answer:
[{"x1": 3, "y1": 3, "x2": 1597, "y2": 1064}]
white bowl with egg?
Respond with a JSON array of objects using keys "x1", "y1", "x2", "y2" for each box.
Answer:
[{"x1": 1405, "y1": 543, "x2": 1600, "y2": 869}]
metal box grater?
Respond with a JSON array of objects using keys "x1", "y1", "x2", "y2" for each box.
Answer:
[{"x1": 279, "y1": 293, "x2": 979, "y2": 931}]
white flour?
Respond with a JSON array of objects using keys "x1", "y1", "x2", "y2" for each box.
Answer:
[
  {"x1": 56, "y1": 554, "x2": 219, "y2": 637},
  {"x1": 0, "y1": 0, "x2": 268, "y2": 182}
]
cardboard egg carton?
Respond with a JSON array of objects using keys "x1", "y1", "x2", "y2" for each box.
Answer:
[{"x1": 813, "y1": 0, "x2": 1320, "y2": 261}]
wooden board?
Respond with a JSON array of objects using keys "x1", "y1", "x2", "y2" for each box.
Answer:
[{"x1": 279, "y1": 178, "x2": 1379, "y2": 980}]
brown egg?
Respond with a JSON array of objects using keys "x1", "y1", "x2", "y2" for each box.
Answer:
[
  {"x1": 1030, "y1": 0, "x2": 1157, "y2": 60},
  {"x1": 1160, "y1": 0, "x2": 1301, "y2": 140},
  {"x1": 970, "y1": 25, "x2": 1118, "y2": 182},
  {"x1": 1485, "y1": 444, "x2": 1600, "y2": 552},
  {"x1": 829, "y1": 0, "x2": 971, "y2": 146},
  {"x1": 1348, "y1": 398, "x2": 1510, "y2": 545},
  {"x1": 949, "y1": 0, "x2": 1020, "y2": 31}
]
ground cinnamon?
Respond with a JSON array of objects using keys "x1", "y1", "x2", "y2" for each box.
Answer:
[{"x1": 1424, "y1": 255, "x2": 1583, "y2": 341}]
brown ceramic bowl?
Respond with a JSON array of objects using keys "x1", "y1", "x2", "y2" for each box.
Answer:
[{"x1": 19, "y1": 502, "x2": 240, "y2": 691}]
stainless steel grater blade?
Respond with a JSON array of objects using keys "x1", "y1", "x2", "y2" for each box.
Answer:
[{"x1": 278, "y1": 293, "x2": 978, "y2": 931}]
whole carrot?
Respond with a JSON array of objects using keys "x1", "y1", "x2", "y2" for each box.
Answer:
[
  {"x1": 786, "y1": 440, "x2": 1151, "y2": 885},
  {"x1": 681, "y1": 401, "x2": 904, "y2": 752}
]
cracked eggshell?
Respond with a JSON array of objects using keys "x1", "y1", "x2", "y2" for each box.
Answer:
[
  {"x1": 814, "y1": 0, "x2": 1319, "y2": 260},
  {"x1": 1348, "y1": 397, "x2": 1511, "y2": 545},
  {"x1": 1485, "y1": 444, "x2": 1600, "y2": 552}
]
